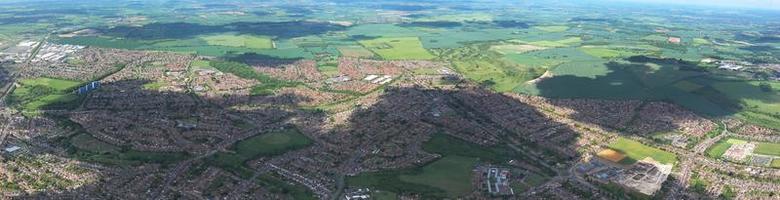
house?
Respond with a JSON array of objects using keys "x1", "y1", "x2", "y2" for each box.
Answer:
[
  {"x1": 4, "y1": 146, "x2": 20, "y2": 153},
  {"x1": 668, "y1": 37, "x2": 681, "y2": 44}
]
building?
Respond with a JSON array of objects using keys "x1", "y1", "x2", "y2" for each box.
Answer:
[
  {"x1": 4, "y1": 146, "x2": 20, "y2": 153},
  {"x1": 76, "y1": 81, "x2": 101, "y2": 94},
  {"x1": 667, "y1": 37, "x2": 681, "y2": 44},
  {"x1": 344, "y1": 188, "x2": 371, "y2": 200}
]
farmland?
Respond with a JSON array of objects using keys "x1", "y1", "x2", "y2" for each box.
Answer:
[{"x1": 359, "y1": 37, "x2": 435, "y2": 60}]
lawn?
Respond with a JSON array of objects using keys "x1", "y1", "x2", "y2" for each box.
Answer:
[
  {"x1": 359, "y1": 37, "x2": 435, "y2": 60},
  {"x1": 706, "y1": 138, "x2": 747, "y2": 158},
  {"x1": 608, "y1": 137, "x2": 677, "y2": 165},
  {"x1": 201, "y1": 34, "x2": 273, "y2": 49},
  {"x1": 399, "y1": 156, "x2": 478, "y2": 197},
  {"x1": 754, "y1": 142, "x2": 780, "y2": 157}
]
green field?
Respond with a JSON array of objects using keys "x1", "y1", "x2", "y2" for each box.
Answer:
[
  {"x1": 754, "y1": 142, "x2": 780, "y2": 157},
  {"x1": 337, "y1": 46, "x2": 375, "y2": 58},
  {"x1": 207, "y1": 128, "x2": 313, "y2": 177},
  {"x1": 399, "y1": 156, "x2": 478, "y2": 197},
  {"x1": 706, "y1": 138, "x2": 747, "y2": 158},
  {"x1": 359, "y1": 37, "x2": 435, "y2": 60},
  {"x1": 255, "y1": 173, "x2": 317, "y2": 200},
  {"x1": 68, "y1": 133, "x2": 188, "y2": 166},
  {"x1": 579, "y1": 47, "x2": 637, "y2": 59},
  {"x1": 6, "y1": 78, "x2": 84, "y2": 112},
  {"x1": 534, "y1": 26, "x2": 569, "y2": 32},
  {"x1": 772, "y1": 159, "x2": 780, "y2": 168},
  {"x1": 201, "y1": 34, "x2": 273, "y2": 49},
  {"x1": 608, "y1": 137, "x2": 677, "y2": 165}
]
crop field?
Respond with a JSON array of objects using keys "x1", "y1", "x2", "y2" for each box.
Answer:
[
  {"x1": 359, "y1": 37, "x2": 435, "y2": 60},
  {"x1": 608, "y1": 137, "x2": 677, "y2": 165},
  {"x1": 490, "y1": 44, "x2": 547, "y2": 54},
  {"x1": 527, "y1": 37, "x2": 582, "y2": 48},
  {"x1": 201, "y1": 34, "x2": 273, "y2": 49},
  {"x1": 579, "y1": 46, "x2": 637, "y2": 59},
  {"x1": 754, "y1": 142, "x2": 780, "y2": 157},
  {"x1": 337, "y1": 46, "x2": 375, "y2": 58},
  {"x1": 534, "y1": 26, "x2": 569, "y2": 32}
]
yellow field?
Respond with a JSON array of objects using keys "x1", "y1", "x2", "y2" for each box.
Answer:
[{"x1": 597, "y1": 149, "x2": 626, "y2": 163}]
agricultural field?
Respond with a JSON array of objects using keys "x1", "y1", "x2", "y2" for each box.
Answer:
[
  {"x1": 337, "y1": 46, "x2": 375, "y2": 58},
  {"x1": 359, "y1": 37, "x2": 435, "y2": 60},
  {"x1": 607, "y1": 137, "x2": 678, "y2": 165},
  {"x1": 201, "y1": 34, "x2": 273, "y2": 49}
]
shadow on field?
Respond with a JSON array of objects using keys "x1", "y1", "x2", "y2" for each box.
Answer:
[{"x1": 533, "y1": 56, "x2": 779, "y2": 130}]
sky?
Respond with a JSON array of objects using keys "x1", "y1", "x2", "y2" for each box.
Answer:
[{"x1": 621, "y1": 0, "x2": 780, "y2": 10}]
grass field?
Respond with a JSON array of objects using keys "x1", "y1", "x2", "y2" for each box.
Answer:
[
  {"x1": 7, "y1": 78, "x2": 83, "y2": 112},
  {"x1": 68, "y1": 133, "x2": 188, "y2": 166},
  {"x1": 359, "y1": 37, "x2": 435, "y2": 60},
  {"x1": 70, "y1": 133, "x2": 121, "y2": 154},
  {"x1": 490, "y1": 44, "x2": 547, "y2": 54},
  {"x1": 207, "y1": 128, "x2": 313, "y2": 177},
  {"x1": 527, "y1": 37, "x2": 582, "y2": 48},
  {"x1": 772, "y1": 159, "x2": 780, "y2": 168},
  {"x1": 608, "y1": 137, "x2": 677, "y2": 165},
  {"x1": 706, "y1": 138, "x2": 747, "y2": 158},
  {"x1": 255, "y1": 173, "x2": 317, "y2": 200},
  {"x1": 754, "y1": 142, "x2": 780, "y2": 157},
  {"x1": 201, "y1": 34, "x2": 273, "y2": 49},
  {"x1": 398, "y1": 156, "x2": 478, "y2": 197}
]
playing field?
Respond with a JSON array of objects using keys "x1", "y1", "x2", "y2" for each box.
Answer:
[
  {"x1": 608, "y1": 137, "x2": 677, "y2": 165},
  {"x1": 201, "y1": 34, "x2": 273, "y2": 49},
  {"x1": 754, "y1": 142, "x2": 780, "y2": 157},
  {"x1": 359, "y1": 37, "x2": 435, "y2": 60},
  {"x1": 399, "y1": 156, "x2": 478, "y2": 197},
  {"x1": 706, "y1": 138, "x2": 747, "y2": 158}
]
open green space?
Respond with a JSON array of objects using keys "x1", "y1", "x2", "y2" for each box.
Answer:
[
  {"x1": 706, "y1": 138, "x2": 747, "y2": 158},
  {"x1": 206, "y1": 128, "x2": 313, "y2": 177},
  {"x1": 348, "y1": 133, "x2": 553, "y2": 198},
  {"x1": 534, "y1": 26, "x2": 569, "y2": 32},
  {"x1": 67, "y1": 133, "x2": 188, "y2": 166},
  {"x1": 359, "y1": 37, "x2": 435, "y2": 60},
  {"x1": 608, "y1": 137, "x2": 677, "y2": 165},
  {"x1": 772, "y1": 159, "x2": 780, "y2": 168},
  {"x1": 337, "y1": 46, "x2": 375, "y2": 58},
  {"x1": 579, "y1": 47, "x2": 638, "y2": 59},
  {"x1": 754, "y1": 142, "x2": 780, "y2": 157},
  {"x1": 255, "y1": 173, "x2": 317, "y2": 200},
  {"x1": 6, "y1": 78, "x2": 84, "y2": 112}
]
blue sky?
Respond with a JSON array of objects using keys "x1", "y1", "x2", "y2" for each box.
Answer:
[{"x1": 620, "y1": 0, "x2": 780, "y2": 10}]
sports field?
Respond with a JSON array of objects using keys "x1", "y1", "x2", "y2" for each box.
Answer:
[
  {"x1": 754, "y1": 142, "x2": 780, "y2": 157},
  {"x1": 608, "y1": 137, "x2": 677, "y2": 165},
  {"x1": 359, "y1": 37, "x2": 435, "y2": 60},
  {"x1": 706, "y1": 138, "x2": 747, "y2": 158}
]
